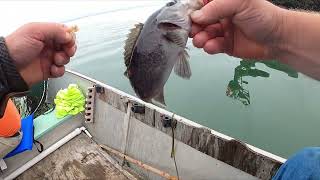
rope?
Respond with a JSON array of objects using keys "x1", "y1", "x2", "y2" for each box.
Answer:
[{"x1": 170, "y1": 114, "x2": 180, "y2": 180}]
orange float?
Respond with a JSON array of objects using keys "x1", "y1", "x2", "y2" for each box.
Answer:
[{"x1": 0, "y1": 99, "x2": 21, "y2": 137}]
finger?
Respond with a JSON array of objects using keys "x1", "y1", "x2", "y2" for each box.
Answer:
[
  {"x1": 220, "y1": 18, "x2": 234, "y2": 55},
  {"x1": 35, "y1": 23, "x2": 73, "y2": 44},
  {"x1": 192, "y1": 25, "x2": 223, "y2": 48},
  {"x1": 62, "y1": 33, "x2": 77, "y2": 57},
  {"x1": 64, "y1": 32, "x2": 76, "y2": 47},
  {"x1": 203, "y1": 37, "x2": 226, "y2": 54},
  {"x1": 63, "y1": 44, "x2": 77, "y2": 57},
  {"x1": 190, "y1": 23, "x2": 203, "y2": 37},
  {"x1": 203, "y1": 23, "x2": 223, "y2": 37},
  {"x1": 193, "y1": 31, "x2": 211, "y2": 48},
  {"x1": 54, "y1": 52, "x2": 70, "y2": 66},
  {"x1": 50, "y1": 65, "x2": 65, "y2": 78},
  {"x1": 191, "y1": 0, "x2": 244, "y2": 25}
]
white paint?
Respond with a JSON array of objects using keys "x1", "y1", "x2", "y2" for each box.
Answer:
[
  {"x1": 125, "y1": 116, "x2": 258, "y2": 180},
  {"x1": 247, "y1": 145, "x2": 286, "y2": 163},
  {"x1": 83, "y1": 128, "x2": 93, "y2": 139},
  {"x1": 121, "y1": 103, "x2": 132, "y2": 156},
  {"x1": 67, "y1": 69, "x2": 287, "y2": 164},
  {"x1": 4, "y1": 127, "x2": 89, "y2": 180},
  {"x1": 0, "y1": 159, "x2": 7, "y2": 171}
]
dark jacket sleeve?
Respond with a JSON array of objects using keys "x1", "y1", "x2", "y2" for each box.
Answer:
[{"x1": 0, "y1": 37, "x2": 29, "y2": 118}]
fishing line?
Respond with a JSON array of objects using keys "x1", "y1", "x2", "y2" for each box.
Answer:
[
  {"x1": 24, "y1": 80, "x2": 48, "y2": 155},
  {"x1": 29, "y1": 80, "x2": 48, "y2": 116}
]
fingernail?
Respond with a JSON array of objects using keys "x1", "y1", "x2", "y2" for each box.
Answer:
[{"x1": 191, "y1": 10, "x2": 203, "y2": 21}]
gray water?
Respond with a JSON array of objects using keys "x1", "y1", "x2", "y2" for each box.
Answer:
[{"x1": 65, "y1": 1, "x2": 320, "y2": 158}]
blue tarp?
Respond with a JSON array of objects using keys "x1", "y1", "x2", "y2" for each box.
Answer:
[
  {"x1": 4, "y1": 114, "x2": 34, "y2": 159},
  {"x1": 273, "y1": 147, "x2": 320, "y2": 180}
]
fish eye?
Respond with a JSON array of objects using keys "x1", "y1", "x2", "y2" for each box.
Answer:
[{"x1": 166, "y1": 1, "x2": 176, "y2": 7}]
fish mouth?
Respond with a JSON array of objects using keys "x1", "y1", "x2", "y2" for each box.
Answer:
[{"x1": 158, "y1": 22, "x2": 182, "y2": 31}]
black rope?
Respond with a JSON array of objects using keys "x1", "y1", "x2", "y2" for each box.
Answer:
[
  {"x1": 33, "y1": 139, "x2": 44, "y2": 153},
  {"x1": 33, "y1": 126, "x2": 44, "y2": 153}
]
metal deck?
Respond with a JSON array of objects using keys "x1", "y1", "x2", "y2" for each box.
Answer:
[{"x1": 16, "y1": 133, "x2": 133, "y2": 180}]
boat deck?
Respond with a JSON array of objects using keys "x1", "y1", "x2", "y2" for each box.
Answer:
[{"x1": 16, "y1": 133, "x2": 135, "y2": 180}]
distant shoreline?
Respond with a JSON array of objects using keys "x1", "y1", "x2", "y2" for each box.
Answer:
[{"x1": 269, "y1": 0, "x2": 320, "y2": 11}]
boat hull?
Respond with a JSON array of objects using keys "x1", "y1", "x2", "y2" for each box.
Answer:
[{"x1": 1, "y1": 70, "x2": 285, "y2": 180}]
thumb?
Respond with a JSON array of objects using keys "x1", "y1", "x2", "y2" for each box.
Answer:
[
  {"x1": 35, "y1": 23, "x2": 72, "y2": 44},
  {"x1": 191, "y1": 0, "x2": 244, "y2": 25}
]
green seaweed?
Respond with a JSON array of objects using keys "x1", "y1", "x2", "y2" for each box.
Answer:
[{"x1": 227, "y1": 60, "x2": 298, "y2": 105}]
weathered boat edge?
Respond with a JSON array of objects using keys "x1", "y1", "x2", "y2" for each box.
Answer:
[
  {"x1": 66, "y1": 69, "x2": 286, "y2": 161},
  {"x1": 65, "y1": 69, "x2": 285, "y2": 179}
]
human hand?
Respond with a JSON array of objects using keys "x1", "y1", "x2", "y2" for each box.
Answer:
[
  {"x1": 5, "y1": 22, "x2": 77, "y2": 87},
  {"x1": 189, "y1": 0, "x2": 285, "y2": 60}
]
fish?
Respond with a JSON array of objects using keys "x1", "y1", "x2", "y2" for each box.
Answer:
[{"x1": 123, "y1": 0, "x2": 201, "y2": 106}]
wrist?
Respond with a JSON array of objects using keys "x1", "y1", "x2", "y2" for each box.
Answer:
[
  {"x1": 272, "y1": 8, "x2": 291, "y2": 57},
  {"x1": 264, "y1": 7, "x2": 291, "y2": 61},
  {"x1": 4, "y1": 36, "x2": 34, "y2": 87},
  {"x1": 0, "y1": 37, "x2": 30, "y2": 91},
  {"x1": 266, "y1": 9, "x2": 320, "y2": 79},
  {"x1": 18, "y1": 66, "x2": 38, "y2": 87},
  {"x1": 270, "y1": 8, "x2": 308, "y2": 63}
]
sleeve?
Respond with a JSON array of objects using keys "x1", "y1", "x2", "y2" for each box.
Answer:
[{"x1": 0, "y1": 37, "x2": 29, "y2": 118}]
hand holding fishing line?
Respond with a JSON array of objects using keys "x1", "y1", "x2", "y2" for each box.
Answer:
[
  {"x1": 190, "y1": 0, "x2": 282, "y2": 59},
  {"x1": 190, "y1": 0, "x2": 320, "y2": 80},
  {"x1": 4, "y1": 23, "x2": 78, "y2": 87}
]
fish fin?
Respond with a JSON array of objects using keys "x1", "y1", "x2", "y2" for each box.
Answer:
[
  {"x1": 174, "y1": 49, "x2": 192, "y2": 79},
  {"x1": 123, "y1": 23, "x2": 144, "y2": 69},
  {"x1": 164, "y1": 31, "x2": 187, "y2": 48},
  {"x1": 153, "y1": 89, "x2": 166, "y2": 106},
  {"x1": 152, "y1": 101, "x2": 166, "y2": 109},
  {"x1": 124, "y1": 70, "x2": 128, "y2": 78}
]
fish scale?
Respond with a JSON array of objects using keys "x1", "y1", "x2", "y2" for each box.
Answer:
[{"x1": 123, "y1": 0, "x2": 199, "y2": 106}]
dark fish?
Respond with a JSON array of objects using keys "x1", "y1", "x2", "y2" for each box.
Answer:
[{"x1": 124, "y1": 0, "x2": 198, "y2": 106}]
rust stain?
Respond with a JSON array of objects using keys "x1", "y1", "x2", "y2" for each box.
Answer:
[
  {"x1": 81, "y1": 152, "x2": 98, "y2": 163},
  {"x1": 96, "y1": 86, "x2": 283, "y2": 179}
]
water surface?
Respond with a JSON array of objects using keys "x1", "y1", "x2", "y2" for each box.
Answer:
[{"x1": 1, "y1": 1, "x2": 320, "y2": 158}]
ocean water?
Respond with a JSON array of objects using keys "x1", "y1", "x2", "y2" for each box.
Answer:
[{"x1": 1, "y1": 1, "x2": 320, "y2": 158}]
